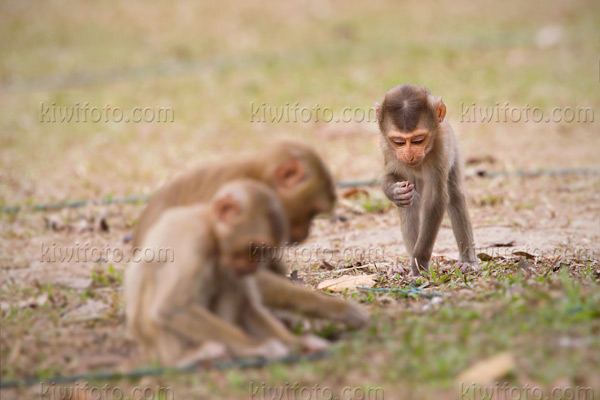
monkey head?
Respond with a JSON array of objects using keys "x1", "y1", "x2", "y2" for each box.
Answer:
[
  {"x1": 376, "y1": 84, "x2": 447, "y2": 167},
  {"x1": 263, "y1": 141, "x2": 336, "y2": 243},
  {"x1": 211, "y1": 180, "x2": 289, "y2": 277}
]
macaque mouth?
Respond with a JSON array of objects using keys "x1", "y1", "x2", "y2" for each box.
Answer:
[{"x1": 405, "y1": 159, "x2": 422, "y2": 167}]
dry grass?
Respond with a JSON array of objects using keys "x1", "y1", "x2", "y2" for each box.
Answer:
[{"x1": 1, "y1": 0, "x2": 599, "y2": 398}]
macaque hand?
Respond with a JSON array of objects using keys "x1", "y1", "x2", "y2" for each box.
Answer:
[
  {"x1": 391, "y1": 181, "x2": 414, "y2": 207},
  {"x1": 299, "y1": 334, "x2": 329, "y2": 354}
]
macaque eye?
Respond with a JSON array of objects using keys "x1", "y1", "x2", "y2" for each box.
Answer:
[
  {"x1": 411, "y1": 137, "x2": 425, "y2": 144},
  {"x1": 392, "y1": 139, "x2": 406, "y2": 146}
]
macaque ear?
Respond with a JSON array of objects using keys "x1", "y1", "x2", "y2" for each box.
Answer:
[
  {"x1": 435, "y1": 97, "x2": 446, "y2": 123},
  {"x1": 213, "y1": 194, "x2": 241, "y2": 223},
  {"x1": 374, "y1": 102, "x2": 382, "y2": 122},
  {"x1": 274, "y1": 157, "x2": 306, "y2": 189}
]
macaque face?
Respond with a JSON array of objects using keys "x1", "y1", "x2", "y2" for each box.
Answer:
[
  {"x1": 273, "y1": 161, "x2": 336, "y2": 243},
  {"x1": 285, "y1": 195, "x2": 333, "y2": 243},
  {"x1": 220, "y1": 244, "x2": 262, "y2": 276},
  {"x1": 219, "y1": 231, "x2": 280, "y2": 277},
  {"x1": 212, "y1": 181, "x2": 289, "y2": 277},
  {"x1": 387, "y1": 128, "x2": 430, "y2": 167}
]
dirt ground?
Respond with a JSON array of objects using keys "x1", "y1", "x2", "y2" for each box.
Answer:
[{"x1": 1, "y1": 0, "x2": 599, "y2": 398}]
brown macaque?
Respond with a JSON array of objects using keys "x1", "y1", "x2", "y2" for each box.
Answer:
[
  {"x1": 125, "y1": 180, "x2": 328, "y2": 367},
  {"x1": 131, "y1": 141, "x2": 368, "y2": 328},
  {"x1": 132, "y1": 141, "x2": 336, "y2": 249},
  {"x1": 376, "y1": 84, "x2": 477, "y2": 275}
]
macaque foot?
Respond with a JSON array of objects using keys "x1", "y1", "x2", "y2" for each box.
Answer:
[
  {"x1": 409, "y1": 260, "x2": 429, "y2": 277},
  {"x1": 299, "y1": 334, "x2": 329, "y2": 353},
  {"x1": 390, "y1": 181, "x2": 414, "y2": 207},
  {"x1": 455, "y1": 261, "x2": 479, "y2": 273},
  {"x1": 176, "y1": 341, "x2": 229, "y2": 368},
  {"x1": 337, "y1": 303, "x2": 369, "y2": 329},
  {"x1": 386, "y1": 264, "x2": 409, "y2": 278},
  {"x1": 238, "y1": 338, "x2": 290, "y2": 360}
]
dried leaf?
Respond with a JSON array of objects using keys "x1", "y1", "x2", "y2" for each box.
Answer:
[
  {"x1": 513, "y1": 251, "x2": 536, "y2": 260},
  {"x1": 289, "y1": 270, "x2": 303, "y2": 282},
  {"x1": 457, "y1": 352, "x2": 515, "y2": 385},
  {"x1": 465, "y1": 155, "x2": 497, "y2": 165},
  {"x1": 44, "y1": 215, "x2": 65, "y2": 231},
  {"x1": 0, "y1": 293, "x2": 48, "y2": 312},
  {"x1": 54, "y1": 277, "x2": 93, "y2": 290},
  {"x1": 94, "y1": 213, "x2": 110, "y2": 232},
  {"x1": 490, "y1": 241, "x2": 515, "y2": 248},
  {"x1": 63, "y1": 299, "x2": 108, "y2": 322},
  {"x1": 516, "y1": 257, "x2": 535, "y2": 273},
  {"x1": 317, "y1": 274, "x2": 376, "y2": 292},
  {"x1": 477, "y1": 253, "x2": 493, "y2": 261},
  {"x1": 320, "y1": 260, "x2": 335, "y2": 271},
  {"x1": 342, "y1": 188, "x2": 369, "y2": 199}
]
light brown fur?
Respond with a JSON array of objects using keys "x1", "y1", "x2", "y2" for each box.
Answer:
[
  {"x1": 125, "y1": 180, "x2": 327, "y2": 366},
  {"x1": 376, "y1": 84, "x2": 477, "y2": 274},
  {"x1": 132, "y1": 141, "x2": 368, "y2": 327}
]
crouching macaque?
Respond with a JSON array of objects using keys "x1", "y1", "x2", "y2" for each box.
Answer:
[
  {"x1": 376, "y1": 84, "x2": 477, "y2": 275},
  {"x1": 132, "y1": 140, "x2": 368, "y2": 328},
  {"x1": 125, "y1": 180, "x2": 328, "y2": 367}
]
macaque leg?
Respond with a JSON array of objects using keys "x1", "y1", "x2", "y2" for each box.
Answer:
[
  {"x1": 152, "y1": 329, "x2": 190, "y2": 366},
  {"x1": 447, "y1": 168, "x2": 477, "y2": 266},
  {"x1": 398, "y1": 191, "x2": 421, "y2": 260},
  {"x1": 410, "y1": 180, "x2": 447, "y2": 274},
  {"x1": 241, "y1": 303, "x2": 299, "y2": 344},
  {"x1": 256, "y1": 270, "x2": 368, "y2": 328},
  {"x1": 152, "y1": 300, "x2": 261, "y2": 355}
]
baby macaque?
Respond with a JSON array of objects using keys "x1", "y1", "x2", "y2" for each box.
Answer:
[
  {"x1": 125, "y1": 180, "x2": 327, "y2": 367},
  {"x1": 376, "y1": 84, "x2": 477, "y2": 275},
  {"x1": 132, "y1": 141, "x2": 369, "y2": 328}
]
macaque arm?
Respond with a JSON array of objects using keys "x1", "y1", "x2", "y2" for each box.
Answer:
[
  {"x1": 239, "y1": 279, "x2": 299, "y2": 344},
  {"x1": 268, "y1": 259, "x2": 289, "y2": 275},
  {"x1": 150, "y1": 264, "x2": 259, "y2": 349},
  {"x1": 256, "y1": 270, "x2": 368, "y2": 328},
  {"x1": 411, "y1": 173, "x2": 448, "y2": 272},
  {"x1": 382, "y1": 174, "x2": 400, "y2": 202},
  {"x1": 397, "y1": 191, "x2": 421, "y2": 256}
]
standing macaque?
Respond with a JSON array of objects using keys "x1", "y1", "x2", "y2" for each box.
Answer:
[
  {"x1": 132, "y1": 141, "x2": 368, "y2": 328},
  {"x1": 376, "y1": 84, "x2": 477, "y2": 275},
  {"x1": 125, "y1": 180, "x2": 327, "y2": 367}
]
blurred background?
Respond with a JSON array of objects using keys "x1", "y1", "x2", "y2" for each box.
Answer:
[
  {"x1": 1, "y1": 0, "x2": 599, "y2": 398},
  {"x1": 1, "y1": 0, "x2": 598, "y2": 205}
]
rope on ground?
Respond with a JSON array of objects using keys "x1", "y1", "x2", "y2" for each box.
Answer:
[
  {"x1": 0, "y1": 350, "x2": 330, "y2": 389},
  {"x1": 2, "y1": 168, "x2": 598, "y2": 214},
  {"x1": 357, "y1": 285, "x2": 443, "y2": 298}
]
